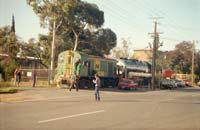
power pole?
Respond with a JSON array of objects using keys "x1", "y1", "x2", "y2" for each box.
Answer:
[
  {"x1": 152, "y1": 21, "x2": 157, "y2": 90},
  {"x1": 149, "y1": 17, "x2": 162, "y2": 90}
]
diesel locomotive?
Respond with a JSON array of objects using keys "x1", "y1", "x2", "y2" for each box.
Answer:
[{"x1": 55, "y1": 50, "x2": 151, "y2": 88}]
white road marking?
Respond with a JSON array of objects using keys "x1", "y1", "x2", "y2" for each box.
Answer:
[{"x1": 38, "y1": 110, "x2": 105, "y2": 124}]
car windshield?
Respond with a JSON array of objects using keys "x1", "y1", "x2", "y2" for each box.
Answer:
[{"x1": 121, "y1": 80, "x2": 131, "y2": 83}]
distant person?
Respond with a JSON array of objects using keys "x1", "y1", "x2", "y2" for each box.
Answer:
[
  {"x1": 32, "y1": 70, "x2": 36, "y2": 87},
  {"x1": 59, "y1": 72, "x2": 65, "y2": 87},
  {"x1": 69, "y1": 74, "x2": 79, "y2": 91},
  {"x1": 14, "y1": 68, "x2": 18, "y2": 86},
  {"x1": 93, "y1": 74, "x2": 101, "y2": 101},
  {"x1": 16, "y1": 69, "x2": 21, "y2": 87}
]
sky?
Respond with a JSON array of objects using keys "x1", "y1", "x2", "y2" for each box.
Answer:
[{"x1": 0, "y1": 0, "x2": 200, "y2": 52}]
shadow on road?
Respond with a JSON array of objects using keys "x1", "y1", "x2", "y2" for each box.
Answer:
[
  {"x1": 102, "y1": 99, "x2": 200, "y2": 105},
  {"x1": 172, "y1": 87, "x2": 200, "y2": 93},
  {"x1": 97, "y1": 87, "x2": 152, "y2": 94}
]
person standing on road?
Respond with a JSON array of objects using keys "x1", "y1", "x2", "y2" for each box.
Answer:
[{"x1": 93, "y1": 74, "x2": 101, "y2": 101}]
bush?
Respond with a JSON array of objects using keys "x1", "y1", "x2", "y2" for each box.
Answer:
[
  {"x1": 0, "y1": 86, "x2": 18, "y2": 94},
  {"x1": 0, "y1": 58, "x2": 18, "y2": 81}
]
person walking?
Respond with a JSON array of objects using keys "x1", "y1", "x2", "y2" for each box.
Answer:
[
  {"x1": 69, "y1": 74, "x2": 79, "y2": 91},
  {"x1": 14, "y1": 68, "x2": 18, "y2": 86},
  {"x1": 16, "y1": 69, "x2": 21, "y2": 87},
  {"x1": 32, "y1": 70, "x2": 36, "y2": 87},
  {"x1": 93, "y1": 74, "x2": 101, "y2": 101}
]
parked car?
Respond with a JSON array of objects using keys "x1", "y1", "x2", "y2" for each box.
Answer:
[
  {"x1": 160, "y1": 79, "x2": 175, "y2": 89},
  {"x1": 118, "y1": 79, "x2": 138, "y2": 90},
  {"x1": 183, "y1": 79, "x2": 190, "y2": 86},
  {"x1": 197, "y1": 81, "x2": 200, "y2": 87},
  {"x1": 174, "y1": 79, "x2": 185, "y2": 88}
]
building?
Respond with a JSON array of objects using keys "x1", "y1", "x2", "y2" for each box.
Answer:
[
  {"x1": 132, "y1": 48, "x2": 152, "y2": 62},
  {"x1": 0, "y1": 53, "x2": 48, "y2": 81}
]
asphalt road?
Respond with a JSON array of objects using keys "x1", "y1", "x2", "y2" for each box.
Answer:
[{"x1": 1, "y1": 87, "x2": 200, "y2": 130}]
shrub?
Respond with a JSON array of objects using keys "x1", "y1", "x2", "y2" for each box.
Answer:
[
  {"x1": 0, "y1": 58, "x2": 18, "y2": 81},
  {"x1": 0, "y1": 87, "x2": 18, "y2": 94}
]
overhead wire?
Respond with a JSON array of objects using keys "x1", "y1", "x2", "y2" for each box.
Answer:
[
  {"x1": 85, "y1": 0, "x2": 199, "y2": 49},
  {"x1": 140, "y1": 0, "x2": 199, "y2": 39}
]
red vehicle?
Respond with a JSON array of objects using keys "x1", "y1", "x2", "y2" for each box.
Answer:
[
  {"x1": 183, "y1": 79, "x2": 190, "y2": 86},
  {"x1": 118, "y1": 79, "x2": 138, "y2": 90},
  {"x1": 162, "y1": 69, "x2": 174, "y2": 78}
]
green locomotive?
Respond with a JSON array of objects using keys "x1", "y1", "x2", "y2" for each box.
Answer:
[{"x1": 55, "y1": 50, "x2": 119, "y2": 88}]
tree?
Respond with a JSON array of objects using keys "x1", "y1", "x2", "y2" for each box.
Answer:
[
  {"x1": 78, "y1": 28, "x2": 117, "y2": 56},
  {"x1": 110, "y1": 38, "x2": 131, "y2": 59},
  {"x1": 195, "y1": 50, "x2": 200, "y2": 80},
  {"x1": 0, "y1": 26, "x2": 19, "y2": 58},
  {"x1": 166, "y1": 41, "x2": 193, "y2": 73},
  {"x1": 27, "y1": 0, "x2": 104, "y2": 51},
  {"x1": 0, "y1": 26, "x2": 19, "y2": 81},
  {"x1": 27, "y1": 0, "x2": 117, "y2": 71}
]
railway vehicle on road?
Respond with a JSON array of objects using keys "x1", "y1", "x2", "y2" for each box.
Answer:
[
  {"x1": 55, "y1": 50, "x2": 151, "y2": 88},
  {"x1": 55, "y1": 50, "x2": 118, "y2": 88}
]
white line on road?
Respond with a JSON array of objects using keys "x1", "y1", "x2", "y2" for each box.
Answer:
[{"x1": 38, "y1": 110, "x2": 105, "y2": 124}]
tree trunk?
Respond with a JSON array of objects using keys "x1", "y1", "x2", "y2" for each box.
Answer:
[
  {"x1": 73, "y1": 32, "x2": 79, "y2": 51},
  {"x1": 50, "y1": 17, "x2": 56, "y2": 84}
]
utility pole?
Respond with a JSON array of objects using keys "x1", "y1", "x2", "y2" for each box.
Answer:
[
  {"x1": 149, "y1": 17, "x2": 162, "y2": 90},
  {"x1": 151, "y1": 21, "x2": 157, "y2": 90},
  {"x1": 50, "y1": 16, "x2": 56, "y2": 85},
  {"x1": 191, "y1": 41, "x2": 195, "y2": 87}
]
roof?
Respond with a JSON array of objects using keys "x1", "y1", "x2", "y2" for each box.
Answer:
[{"x1": 0, "y1": 53, "x2": 40, "y2": 60}]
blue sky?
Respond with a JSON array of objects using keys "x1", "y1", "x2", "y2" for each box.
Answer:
[{"x1": 0, "y1": 0, "x2": 199, "y2": 51}]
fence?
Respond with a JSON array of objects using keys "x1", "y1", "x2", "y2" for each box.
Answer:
[{"x1": 19, "y1": 69, "x2": 49, "y2": 81}]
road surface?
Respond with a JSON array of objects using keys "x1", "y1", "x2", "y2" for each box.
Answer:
[{"x1": 1, "y1": 87, "x2": 200, "y2": 130}]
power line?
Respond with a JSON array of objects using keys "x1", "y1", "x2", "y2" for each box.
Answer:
[
  {"x1": 137, "y1": 0, "x2": 198, "y2": 39},
  {"x1": 161, "y1": 37, "x2": 182, "y2": 42},
  {"x1": 87, "y1": 0, "x2": 198, "y2": 50}
]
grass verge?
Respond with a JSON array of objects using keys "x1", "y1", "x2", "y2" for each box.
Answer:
[{"x1": 0, "y1": 87, "x2": 18, "y2": 94}]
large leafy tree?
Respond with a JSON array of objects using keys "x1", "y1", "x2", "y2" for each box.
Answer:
[
  {"x1": 167, "y1": 41, "x2": 193, "y2": 73},
  {"x1": 79, "y1": 28, "x2": 117, "y2": 56},
  {"x1": 20, "y1": 38, "x2": 49, "y2": 68},
  {"x1": 21, "y1": 32, "x2": 74, "y2": 68},
  {"x1": 65, "y1": 1, "x2": 104, "y2": 51},
  {"x1": 27, "y1": 0, "x2": 104, "y2": 51},
  {"x1": 0, "y1": 26, "x2": 19, "y2": 80},
  {"x1": 27, "y1": 0, "x2": 117, "y2": 71},
  {"x1": 0, "y1": 26, "x2": 19, "y2": 58}
]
